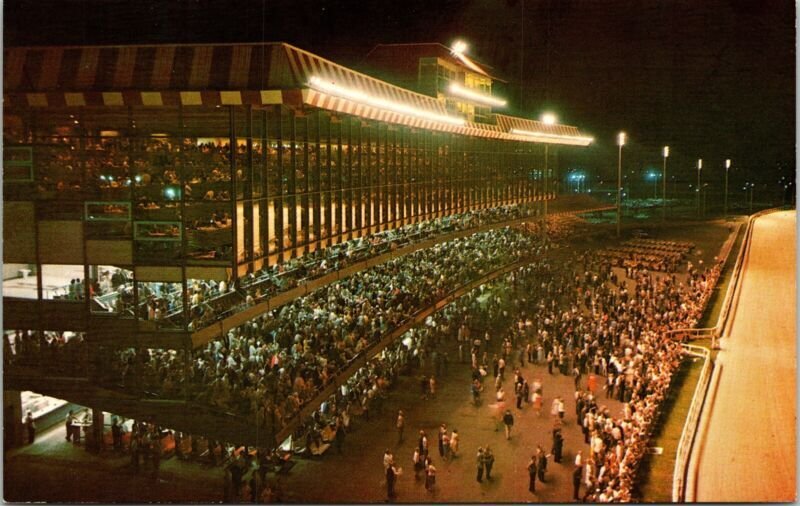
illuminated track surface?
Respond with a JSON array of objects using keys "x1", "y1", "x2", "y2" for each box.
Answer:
[{"x1": 693, "y1": 210, "x2": 796, "y2": 502}]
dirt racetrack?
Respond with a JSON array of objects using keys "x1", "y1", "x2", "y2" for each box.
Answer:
[{"x1": 693, "y1": 210, "x2": 796, "y2": 502}]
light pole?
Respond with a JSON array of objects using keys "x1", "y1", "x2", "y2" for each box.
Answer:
[
  {"x1": 662, "y1": 146, "x2": 669, "y2": 221},
  {"x1": 543, "y1": 143, "x2": 549, "y2": 236},
  {"x1": 617, "y1": 132, "x2": 626, "y2": 237},
  {"x1": 653, "y1": 173, "x2": 659, "y2": 198},
  {"x1": 696, "y1": 158, "x2": 702, "y2": 217},
  {"x1": 724, "y1": 159, "x2": 731, "y2": 218},
  {"x1": 749, "y1": 182, "x2": 755, "y2": 213},
  {"x1": 541, "y1": 112, "x2": 556, "y2": 228}
]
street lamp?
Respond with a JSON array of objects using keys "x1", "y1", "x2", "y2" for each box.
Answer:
[
  {"x1": 724, "y1": 159, "x2": 731, "y2": 218},
  {"x1": 662, "y1": 146, "x2": 669, "y2": 221},
  {"x1": 696, "y1": 158, "x2": 703, "y2": 217},
  {"x1": 617, "y1": 132, "x2": 626, "y2": 237}
]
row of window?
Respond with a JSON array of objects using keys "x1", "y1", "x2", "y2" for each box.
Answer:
[{"x1": 5, "y1": 105, "x2": 556, "y2": 267}]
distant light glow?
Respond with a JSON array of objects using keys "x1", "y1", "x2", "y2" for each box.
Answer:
[
  {"x1": 451, "y1": 40, "x2": 468, "y2": 55},
  {"x1": 697, "y1": 158, "x2": 703, "y2": 169},
  {"x1": 725, "y1": 159, "x2": 731, "y2": 169},
  {"x1": 449, "y1": 39, "x2": 489, "y2": 76},
  {"x1": 448, "y1": 83, "x2": 506, "y2": 107},
  {"x1": 617, "y1": 132, "x2": 627, "y2": 146},
  {"x1": 663, "y1": 146, "x2": 670, "y2": 158},
  {"x1": 309, "y1": 76, "x2": 465, "y2": 126},
  {"x1": 510, "y1": 128, "x2": 594, "y2": 145},
  {"x1": 541, "y1": 113, "x2": 557, "y2": 125}
]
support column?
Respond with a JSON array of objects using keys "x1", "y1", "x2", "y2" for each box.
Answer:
[
  {"x1": 4, "y1": 390, "x2": 24, "y2": 450},
  {"x1": 88, "y1": 408, "x2": 104, "y2": 453}
]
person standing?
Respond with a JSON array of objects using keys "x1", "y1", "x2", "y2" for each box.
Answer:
[
  {"x1": 483, "y1": 446, "x2": 495, "y2": 481},
  {"x1": 412, "y1": 448, "x2": 423, "y2": 479},
  {"x1": 527, "y1": 455, "x2": 538, "y2": 493},
  {"x1": 573, "y1": 365, "x2": 582, "y2": 390},
  {"x1": 536, "y1": 445, "x2": 549, "y2": 483},
  {"x1": 498, "y1": 357, "x2": 506, "y2": 382},
  {"x1": 386, "y1": 463, "x2": 398, "y2": 499},
  {"x1": 552, "y1": 429, "x2": 564, "y2": 463},
  {"x1": 438, "y1": 423, "x2": 447, "y2": 458},
  {"x1": 396, "y1": 410, "x2": 405, "y2": 445},
  {"x1": 572, "y1": 465, "x2": 583, "y2": 501},
  {"x1": 476, "y1": 447, "x2": 485, "y2": 482},
  {"x1": 65, "y1": 410, "x2": 74, "y2": 442},
  {"x1": 449, "y1": 429, "x2": 459, "y2": 458},
  {"x1": 418, "y1": 430, "x2": 428, "y2": 458},
  {"x1": 111, "y1": 418, "x2": 122, "y2": 451},
  {"x1": 24, "y1": 411, "x2": 35, "y2": 445},
  {"x1": 383, "y1": 449, "x2": 395, "y2": 471},
  {"x1": 424, "y1": 459, "x2": 436, "y2": 491},
  {"x1": 587, "y1": 373, "x2": 597, "y2": 394},
  {"x1": 503, "y1": 410, "x2": 515, "y2": 440}
]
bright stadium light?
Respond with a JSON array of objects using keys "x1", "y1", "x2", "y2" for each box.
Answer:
[
  {"x1": 541, "y1": 112, "x2": 557, "y2": 125},
  {"x1": 509, "y1": 128, "x2": 594, "y2": 145},
  {"x1": 451, "y1": 40, "x2": 468, "y2": 55},
  {"x1": 663, "y1": 145, "x2": 670, "y2": 158},
  {"x1": 309, "y1": 76, "x2": 465, "y2": 126},
  {"x1": 448, "y1": 83, "x2": 507, "y2": 108}
]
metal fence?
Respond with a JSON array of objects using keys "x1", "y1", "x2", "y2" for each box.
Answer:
[{"x1": 671, "y1": 207, "x2": 789, "y2": 502}]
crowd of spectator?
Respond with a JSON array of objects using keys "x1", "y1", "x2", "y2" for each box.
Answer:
[
  {"x1": 106, "y1": 226, "x2": 538, "y2": 429},
  {"x1": 272, "y1": 229, "x2": 723, "y2": 501},
  {"x1": 4, "y1": 330, "x2": 88, "y2": 375},
  {"x1": 153, "y1": 201, "x2": 541, "y2": 331}
]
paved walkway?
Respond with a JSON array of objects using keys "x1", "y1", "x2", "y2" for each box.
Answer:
[
  {"x1": 693, "y1": 210, "x2": 796, "y2": 502},
  {"x1": 279, "y1": 345, "x2": 621, "y2": 503}
]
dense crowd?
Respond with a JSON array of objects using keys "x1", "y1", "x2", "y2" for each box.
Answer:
[
  {"x1": 8, "y1": 190, "x2": 726, "y2": 501},
  {"x1": 107, "y1": 226, "x2": 537, "y2": 429},
  {"x1": 276, "y1": 229, "x2": 722, "y2": 502},
  {"x1": 83, "y1": 202, "x2": 540, "y2": 330}
]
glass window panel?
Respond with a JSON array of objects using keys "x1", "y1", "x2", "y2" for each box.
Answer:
[
  {"x1": 41, "y1": 264, "x2": 85, "y2": 301},
  {"x1": 136, "y1": 281, "x2": 184, "y2": 329},
  {"x1": 3, "y1": 264, "x2": 38, "y2": 299},
  {"x1": 88, "y1": 265, "x2": 134, "y2": 316}
]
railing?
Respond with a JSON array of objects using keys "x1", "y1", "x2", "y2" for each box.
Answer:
[
  {"x1": 672, "y1": 342, "x2": 713, "y2": 502},
  {"x1": 672, "y1": 207, "x2": 787, "y2": 502}
]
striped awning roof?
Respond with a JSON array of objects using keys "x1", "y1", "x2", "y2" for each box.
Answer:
[
  {"x1": 4, "y1": 43, "x2": 288, "y2": 92},
  {"x1": 495, "y1": 114, "x2": 594, "y2": 146},
  {"x1": 4, "y1": 42, "x2": 592, "y2": 146},
  {"x1": 284, "y1": 45, "x2": 454, "y2": 120}
]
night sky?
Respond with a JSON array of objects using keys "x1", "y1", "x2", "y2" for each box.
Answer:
[{"x1": 5, "y1": 0, "x2": 796, "y2": 189}]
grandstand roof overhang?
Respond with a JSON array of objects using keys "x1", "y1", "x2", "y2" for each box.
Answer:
[{"x1": 4, "y1": 42, "x2": 592, "y2": 147}]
